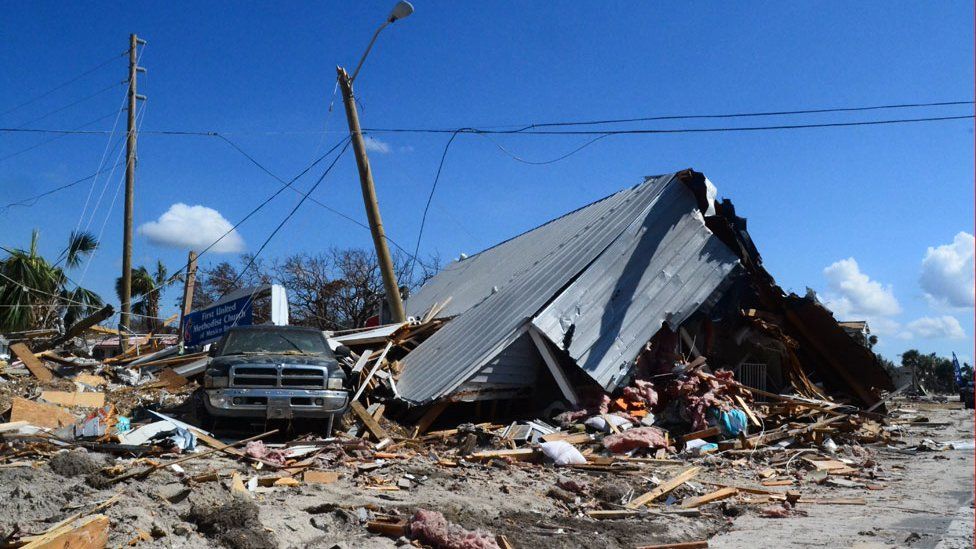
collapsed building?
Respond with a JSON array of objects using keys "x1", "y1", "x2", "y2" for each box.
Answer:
[{"x1": 360, "y1": 169, "x2": 892, "y2": 414}]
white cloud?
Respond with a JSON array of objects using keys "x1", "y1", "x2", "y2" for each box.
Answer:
[
  {"x1": 903, "y1": 316, "x2": 966, "y2": 339},
  {"x1": 138, "y1": 203, "x2": 244, "y2": 253},
  {"x1": 363, "y1": 136, "x2": 391, "y2": 154},
  {"x1": 822, "y1": 258, "x2": 901, "y2": 318},
  {"x1": 920, "y1": 232, "x2": 975, "y2": 309}
]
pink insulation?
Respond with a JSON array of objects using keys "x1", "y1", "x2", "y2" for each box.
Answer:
[
  {"x1": 602, "y1": 426, "x2": 669, "y2": 453},
  {"x1": 244, "y1": 440, "x2": 288, "y2": 465},
  {"x1": 622, "y1": 379, "x2": 658, "y2": 408},
  {"x1": 409, "y1": 509, "x2": 500, "y2": 549}
]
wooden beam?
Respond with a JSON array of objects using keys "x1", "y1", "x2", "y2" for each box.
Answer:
[
  {"x1": 178, "y1": 250, "x2": 198, "y2": 342},
  {"x1": 680, "y1": 487, "x2": 738, "y2": 508},
  {"x1": 350, "y1": 401, "x2": 389, "y2": 441},
  {"x1": 529, "y1": 326, "x2": 580, "y2": 407},
  {"x1": 412, "y1": 400, "x2": 450, "y2": 437},
  {"x1": 10, "y1": 342, "x2": 54, "y2": 382},
  {"x1": 627, "y1": 467, "x2": 702, "y2": 509},
  {"x1": 21, "y1": 514, "x2": 109, "y2": 549}
]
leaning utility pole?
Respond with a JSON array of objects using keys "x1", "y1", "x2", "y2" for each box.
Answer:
[
  {"x1": 178, "y1": 250, "x2": 198, "y2": 344},
  {"x1": 337, "y1": 67, "x2": 406, "y2": 323},
  {"x1": 120, "y1": 33, "x2": 146, "y2": 350}
]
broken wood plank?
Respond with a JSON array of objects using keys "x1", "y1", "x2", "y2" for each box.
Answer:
[
  {"x1": 157, "y1": 368, "x2": 189, "y2": 389},
  {"x1": 627, "y1": 467, "x2": 702, "y2": 509},
  {"x1": 541, "y1": 432, "x2": 593, "y2": 444},
  {"x1": 366, "y1": 517, "x2": 408, "y2": 537},
  {"x1": 734, "y1": 395, "x2": 761, "y2": 427},
  {"x1": 22, "y1": 514, "x2": 109, "y2": 549},
  {"x1": 412, "y1": 400, "x2": 450, "y2": 437},
  {"x1": 469, "y1": 448, "x2": 540, "y2": 461},
  {"x1": 350, "y1": 401, "x2": 389, "y2": 441},
  {"x1": 680, "y1": 487, "x2": 738, "y2": 508},
  {"x1": 0, "y1": 420, "x2": 28, "y2": 433},
  {"x1": 350, "y1": 349, "x2": 373, "y2": 374},
  {"x1": 231, "y1": 472, "x2": 248, "y2": 495},
  {"x1": 351, "y1": 341, "x2": 393, "y2": 403},
  {"x1": 39, "y1": 391, "x2": 105, "y2": 408},
  {"x1": 587, "y1": 509, "x2": 641, "y2": 519},
  {"x1": 682, "y1": 427, "x2": 720, "y2": 442},
  {"x1": 10, "y1": 397, "x2": 77, "y2": 429},
  {"x1": 10, "y1": 342, "x2": 54, "y2": 382}
]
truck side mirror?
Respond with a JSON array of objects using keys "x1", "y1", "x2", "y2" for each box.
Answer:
[{"x1": 335, "y1": 345, "x2": 351, "y2": 358}]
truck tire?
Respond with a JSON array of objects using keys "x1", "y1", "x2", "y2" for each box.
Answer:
[{"x1": 192, "y1": 390, "x2": 218, "y2": 431}]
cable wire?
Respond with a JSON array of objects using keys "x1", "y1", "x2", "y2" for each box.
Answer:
[
  {"x1": 0, "y1": 161, "x2": 125, "y2": 212},
  {"x1": 407, "y1": 129, "x2": 462, "y2": 279},
  {"x1": 13, "y1": 81, "x2": 123, "y2": 130},
  {"x1": 0, "y1": 53, "x2": 124, "y2": 118}
]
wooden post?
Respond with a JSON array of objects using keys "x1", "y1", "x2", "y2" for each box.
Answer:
[{"x1": 178, "y1": 250, "x2": 198, "y2": 342}]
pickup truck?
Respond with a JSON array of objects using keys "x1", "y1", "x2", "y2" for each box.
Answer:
[{"x1": 200, "y1": 325, "x2": 349, "y2": 434}]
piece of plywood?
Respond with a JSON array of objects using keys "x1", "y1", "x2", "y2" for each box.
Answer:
[
  {"x1": 157, "y1": 368, "x2": 189, "y2": 389},
  {"x1": 304, "y1": 470, "x2": 341, "y2": 484},
  {"x1": 10, "y1": 342, "x2": 54, "y2": 382},
  {"x1": 627, "y1": 467, "x2": 702, "y2": 509},
  {"x1": 40, "y1": 391, "x2": 105, "y2": 408},
  {"x1": 74, "y1": 374, "x2": 108, "y2": 387},
  {"x1": 22, "y1": 514, "x2": 109, "y2": 549},
  {"x1": 10, "y1": 398, "x2": 77, "y2": 429}
]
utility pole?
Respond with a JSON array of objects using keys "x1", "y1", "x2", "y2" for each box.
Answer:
[
  {"x1": 337, "y1": 67, "x2": 406, "y2": 323},
  {"x1": 178, "y1": 250, "x2": 198, "y2": 345},
  {"x1": 120, "y1": 33, "x2": 147, "y2": 350}
]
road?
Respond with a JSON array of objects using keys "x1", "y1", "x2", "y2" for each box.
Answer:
[{"x1": 711, "y1": 399, "x2": 974, "y2": 549}]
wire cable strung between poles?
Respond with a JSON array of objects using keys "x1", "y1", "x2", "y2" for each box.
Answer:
[
  {"x1": 0, "y1": 162, "x2": 125, "y2": 212},
  {"x1": 0, "y1": 52, "x2": 125, "y2": 118},
  {"x1": 126, "y1": 136, "x2": 353, "y2": 315},
  {"x1": 406, "y1": 129, "x2": 463, "y2": 280},
  {"x1": 225, "y1": 139, "x2": 353, "y2": 310}
]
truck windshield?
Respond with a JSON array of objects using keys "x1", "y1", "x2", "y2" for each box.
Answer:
[{"x1": 220, "y1": 330, "x2": 330, "y2": 356}]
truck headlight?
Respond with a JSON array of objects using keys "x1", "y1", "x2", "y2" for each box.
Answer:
[
  {"x1": 204, "y1": 374, "x2": 229, "y2": 388},
  {"x1": 327, "y1": 377, "x2": 345, "y2": 390}
]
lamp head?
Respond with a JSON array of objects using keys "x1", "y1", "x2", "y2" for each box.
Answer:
[{"x1": 388, "y1": 1, "x2": 414, "y2": 23}]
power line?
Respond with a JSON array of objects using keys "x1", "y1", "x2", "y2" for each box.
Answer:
[
  {"x1": 229, "y1": 140, "x2": 352, "y2": 290},
  {"x1": 127, "y1": 137, "x2": 353, "y2": 313},
  {"x1": 0, "y1": 161, "x2": 125, "y2": 212},
  {"x1": 0, "y1": 110, "x2": 121, "y2": 163},
  {"x1": 507, "y1": 99, "x2": 975, "y2": 132},
  {"x1": 0, "y1": 53, "x2": 124, "y2": 118},
  {"x1": 408, "y1": 129, "x2": 461, "y2": 279},
  {"x1": 364, "y1": 114, "x2": 974, "y2": 136},
  {"x1": 13, "y1": 81, "x2": 123, "y2": 130}
]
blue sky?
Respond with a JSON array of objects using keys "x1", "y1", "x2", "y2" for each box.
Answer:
[{"x1": 1, "y1": 1, "x2": 972, "y2": 363}]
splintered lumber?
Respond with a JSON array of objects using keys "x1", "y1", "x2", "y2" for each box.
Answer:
[
  {"x1": 21, "y1": 514, "x2": 109, "y2": 549},
  {"x1": 351, "y1": 341, "x2": 393, "y2": 403},
  {"x1": 0, "y1": 421, "x2": 28, "y2": 433},
  {"x1": 40, "y1": 391, "x2": 105, "y2": 408},
  {"x1": 110, "y1": 430, "x2": 277, "y2": 484},
  {"x1": 10, "y1": 342, "x2": 54, "y2": 382},
  {"x1": 366, "y1": 517, "x2": 408, "y2": 537},
  {"x1": 412, "y1": 400, "x2": 450, "y2": 438},
  {"x1": 681, "y1": 427, "x2": 720, "y2": 442},
  {"x1": 635, "y1": 542, "x2": 708, "y2": 549},
  {"x1": 350, "y1": 350, "x2": 373, "y2": 374},
  {"x1": 10, "y1": 397, "x2": 77, "y2": 429},
  {"x1": 231, "y1": 472, "x2": 248, "y2": 495},
  {"x1": 469, "y1": 448, "x2": 540, "y2": 462},
  {"x1": 587, "y1": 510, "x2": 641, "y2": 519},
  {"x1": 74, "y1": 373, "x2": 108, "y2": 387},
  {"x1": 627, "y1": 467, "x2": 702, "y2": 509},
  {"x1": 734, "y1": 395, "x2": 761, "y2": 427},
  {"x1": 680, "y1": 487, "x2": 738, "y2": 508},
  {"x1": 350, "y1": 401, "x2": 389, "y2": 441},
  {"x1": 157, "y1": 368, "x2": 189, "y2": 389}
]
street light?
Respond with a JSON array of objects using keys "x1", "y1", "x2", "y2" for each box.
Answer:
[
  {"x1": 337, "y1": 1, "x2": 415, "y2": 323},
  {"x1": 350, "y1": 1, "x2": 415, "y2": 83}
]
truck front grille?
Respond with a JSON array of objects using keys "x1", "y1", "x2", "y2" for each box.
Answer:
[{"x1": 230, "y1": 364, "x2": 326, "y2": 389}]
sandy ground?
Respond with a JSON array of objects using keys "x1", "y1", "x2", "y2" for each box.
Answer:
[
  {"x1": 710, "y1": 400, "x2": 975, "y2": 549},
  {"x1": 0, "y1": 398, "x2": 971, "y2": 548}
]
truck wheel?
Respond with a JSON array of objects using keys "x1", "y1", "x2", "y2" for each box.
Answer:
[
  {"x1": 192, "y1": 390, "x2": 218, "y2": 432},
  {"x1": 323, "y1": 415, "x2": 335, "y2": 438}
]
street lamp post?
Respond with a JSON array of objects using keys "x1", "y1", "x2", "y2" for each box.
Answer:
[{"x1": 337, "y1": 1, "x2": 414, "y2": 324}]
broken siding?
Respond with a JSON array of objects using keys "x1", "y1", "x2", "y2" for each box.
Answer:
[
  {"x1": 397, "y1": 173, "x2": 678, "y2": 403},
  {"x1": 532, "y1": 182, "x2": 741, "y2": 390},
  {"x1": 456, "y1": 330, "x2": 541, "y2": 392}
]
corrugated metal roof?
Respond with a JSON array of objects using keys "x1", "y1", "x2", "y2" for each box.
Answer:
[
  {"x1": 398, "y1": 173, "x2": 681, "y2": 403},
  {"x1": 532, "y1": 183, "x2": 741, "y2": 390}
]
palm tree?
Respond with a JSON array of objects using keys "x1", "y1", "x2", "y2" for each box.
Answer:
[
  {"x1": 0, "y1": 230, "x2": 103, "y2": 332},
  {"x1": 116, "y1": 259, "x2": 181, "y2": 332}
]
